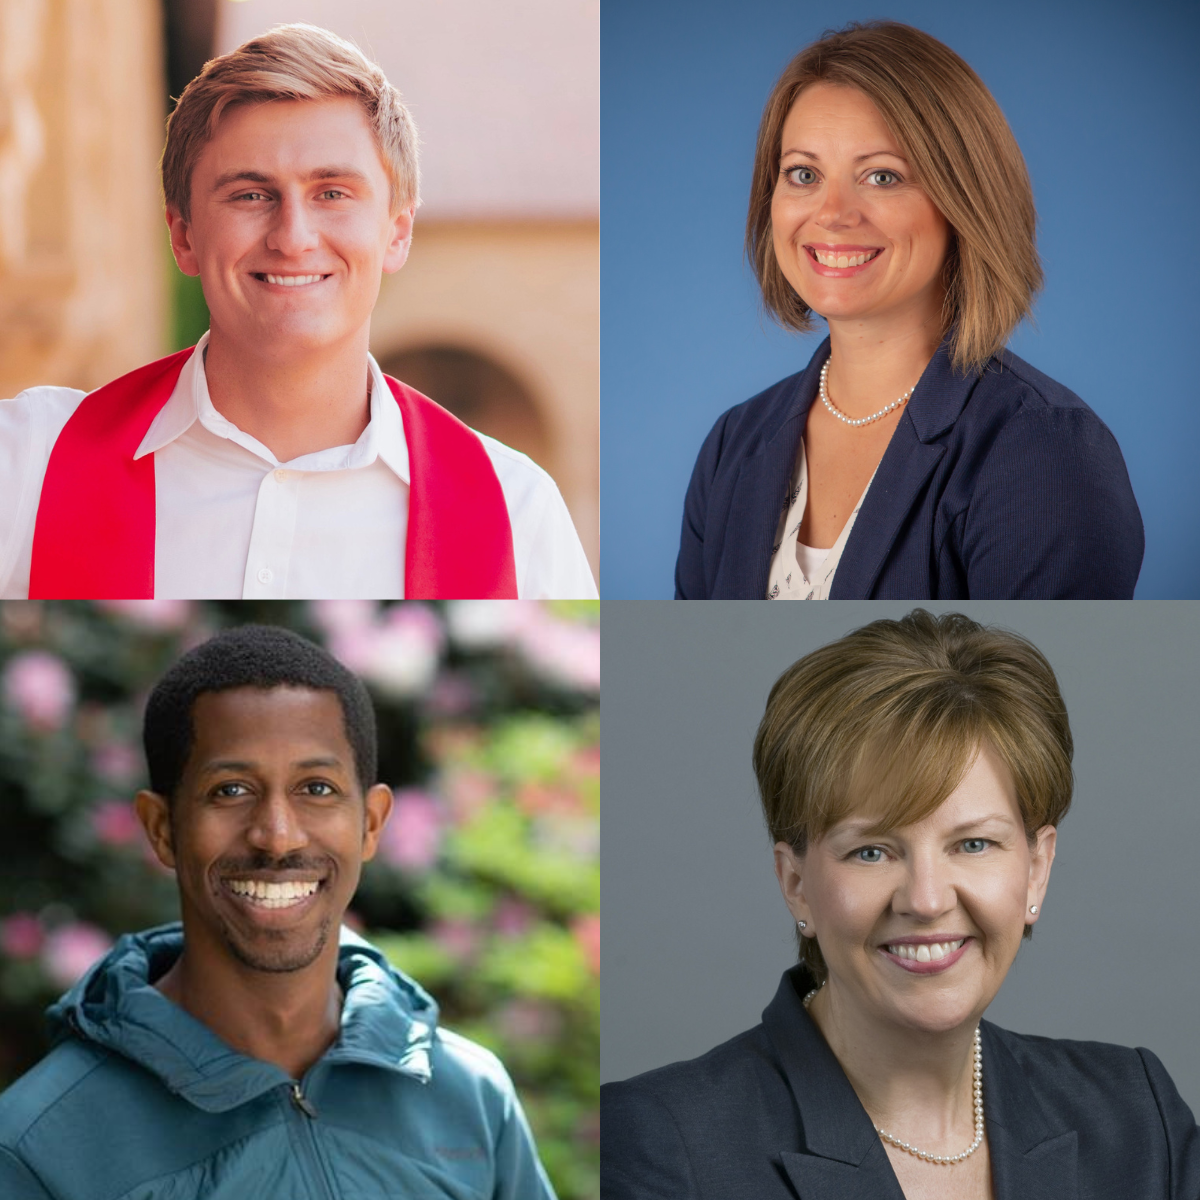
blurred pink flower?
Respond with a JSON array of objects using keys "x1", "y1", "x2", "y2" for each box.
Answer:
[
  {"x1": 573, "y1": 914, "x2": 600, "y2": 975},
  {"x1": 2, "y1": 650, "x2": 76, "y2": 731},
  {"x1": 516, "y1": 782, "x2": 580, "y2": 817},
  {"x1": 378, "y1": 789, "x2": 443, "y2": 871},
  {"x1": 432, "y1": 917, "x2": 481, "y2": 962},
  {"x1": 516, "y1": 614, "x2": 600, "y2": 692},
  {"x1": 443, "y1": 768, "x2": 497, "y2": 824},
  {"x1": 445, "y1": 600, "x2": 524, "y2": 648},
  {"x1": 91, "y1": 741, "x2": 142, "y2": 785},
  {"x1": 1, "y1": 912, "x2": 44, "y2": 959},
  {"x1": 309, "y1": 600, "x2": 377, "y2": 637},
  {"x1": 92, "y1": 800, "x2": 143, "y2": 847},
  {"x1": 42, "y1": 922, "x2": 112, "y2": 988},
  {"x1": 570, "y1": 744, "x2": 601, "y2": 778},
  {"x1": 493, "y1": 898, "x2": 535, "y2": 938},
  {"x1": 496, "y1": 998, "x2": 562, "y2": 1044},
  {"x1": 96, "y1": 600, "x2": 193, "y2": 630},
  {"x1": 426, "y1": 673, "x2": 478, "y2": 717},
  {"x1": 362, "y1": 605, "x2": 444, "y2": 697}
]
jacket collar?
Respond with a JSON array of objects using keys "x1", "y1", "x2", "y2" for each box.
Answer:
[
  {"x1": 717, "y1": 333, "x2": 984, "y2": 598},
  {"x1": 828, "y1": 333, "x2": 985, "y2": 598},
  {"x1": 48, "y1": 922, "x2": 438, "y2": 1113},
  {"x1": 761, "y1": 966, "x2": 1079, "y2": 1200}
]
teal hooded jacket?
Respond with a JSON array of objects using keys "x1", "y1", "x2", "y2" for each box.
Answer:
[{"x1": 0, "y1": 923, "x2": 557, "y2": 1199}]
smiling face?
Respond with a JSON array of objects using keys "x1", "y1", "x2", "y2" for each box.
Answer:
[
  {"x1": 165, "y1": 97, "x2": 413, "y2": 357},
  {"x1": 770, "y1": 82, "x2": 952, "y2": 333},
  {"x1": 775, "y1": 744, "x2": 1056, "y2": 1035},
  {"x1": 138, "y1": 686, "x2": 392, "y2": 974}
]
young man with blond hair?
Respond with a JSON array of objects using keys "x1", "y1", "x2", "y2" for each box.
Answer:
[{"x1": 0, "y1": 24, "x2": 596, "y2": 600}]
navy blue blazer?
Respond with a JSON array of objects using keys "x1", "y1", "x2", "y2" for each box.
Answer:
[
  {"x1": 675, "y1": 338, "x2": 1144, "y2": 598},
  {"x1": 601, "y1": 966, "x2": 1200, "y2": 1200}
]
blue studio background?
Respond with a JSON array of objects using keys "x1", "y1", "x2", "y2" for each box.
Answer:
[{"x1": 601, "y1": 0, "x2": 1200, "y2": 598}]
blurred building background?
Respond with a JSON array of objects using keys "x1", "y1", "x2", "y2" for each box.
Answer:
[{"x1": 0, "y1": 0, "x2": 599, "y2": 580}]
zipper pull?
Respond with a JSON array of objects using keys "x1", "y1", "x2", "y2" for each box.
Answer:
[{"x1": 290, "y1": 1082, "x2": 318, "y2": 1119}]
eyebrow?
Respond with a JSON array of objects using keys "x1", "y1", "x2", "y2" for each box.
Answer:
[
  {"x1": 200, "y1": 756, "x2": 345, "y2": 774},
  {"x1": 210, "y1": 165, "x2": 372, "y2": 193},
  {"x1": 780, "y1": 149, "x2": 908, "y2": 164},
  {"x1": 833, "y1": 814, "x2": 1016, "y2": 839}
]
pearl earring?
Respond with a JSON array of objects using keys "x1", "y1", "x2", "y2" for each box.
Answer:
[{"x1": 1029, "y1": 905, "x2": 1039, "y2": 914}]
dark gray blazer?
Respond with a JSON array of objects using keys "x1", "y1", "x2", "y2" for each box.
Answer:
[
  {"x1": 675, "y1": 337, "x2": 1144, "y2": 599},
  {"x1": 601, "y1": 966, "x2": 1200, "y2": 1199}
]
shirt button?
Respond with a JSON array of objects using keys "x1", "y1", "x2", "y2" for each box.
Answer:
[
  {"x1": 274, "y1": 469, "x2": 288, "y2": 482},
  {"x1": 257, "y1": 567, "x2": 273, "y2": 584}
]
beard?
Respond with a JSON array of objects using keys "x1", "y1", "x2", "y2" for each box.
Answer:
[{"x1": 218, "y1": 908, "x2": 335, "y2": 973}]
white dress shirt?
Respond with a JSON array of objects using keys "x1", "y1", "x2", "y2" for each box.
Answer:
[
  {"x1": 765, "y1": 436, "x2": 875, "y2": 600},
  {"x1": 0, "y1": 331, "x2": 597, "y2": 599}
]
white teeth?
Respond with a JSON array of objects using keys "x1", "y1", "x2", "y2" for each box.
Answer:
[
  {"x1": 264, "y1": 274, "x2": 325, "y2": 286},
  {"x1": 226, "y1": 879, "x2": 321, "y2": 907},
  {"x1": 813, "y1": 249, "x2": 878, "y2": 268},
  {"x1": 886, "y1": 939, "x2": 965, "y2": 961}
]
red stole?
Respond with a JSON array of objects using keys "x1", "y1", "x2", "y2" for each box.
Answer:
[{"x1": 28, "y1": 347, "x2": 517, "y2": 599}]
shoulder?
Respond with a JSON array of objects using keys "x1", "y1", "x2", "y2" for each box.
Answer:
[
  {"x1": 693, "y1": 371, "x2": 808, "y2": 470},
  {"x1": 971, "y1": 350, "x2": 1125, "y2": 454},
  {"x1": 603, "y1": 1025, "x2": 775, "y2": 1123},
  {"x1": 986, "y1": 1023, "x2": 1186, "y2": 1123},
  {"x1": 0, "y1": 1036, "x2": 111, "y2": 1153},
  {"x1": 428, "y1": 1026, "x2": 523, "y2": 1121},
  {"x1": 474, "y1": 429, "x2": 563, "y2": 502}
]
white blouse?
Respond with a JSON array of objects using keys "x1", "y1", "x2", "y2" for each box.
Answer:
[{"x1": 766, "y1": 437, "x2": 876, "y2": 600}]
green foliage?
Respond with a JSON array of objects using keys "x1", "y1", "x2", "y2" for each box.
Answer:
[{"x1": 0, "y1": 601, "x2": 599, "y2": 1199}]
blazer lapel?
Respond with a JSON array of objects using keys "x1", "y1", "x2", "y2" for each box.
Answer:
[
  {"x1": 982, "y1": 1023, "x2": 1080, "y2": 1200},
  {"x1": 762, "y1": 968, "x2": 907, "y2": 1200},
  {"x1": 830, "y1": 336, "x2": 983, "y2": 598},
  {"x1": 714, "y1": 344, "x2": 828, "y2": 599}
]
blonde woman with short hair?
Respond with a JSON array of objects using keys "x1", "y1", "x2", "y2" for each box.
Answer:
[
  {"x1": 603, "y1": 610, "x2": 1200, "y2": 1199},
  {"x1": 0, "y1": 24, "x2": 596, "y2": 601},
  {"x1": 676, "y1": 21, "x2": 1142, "y2": 600}
]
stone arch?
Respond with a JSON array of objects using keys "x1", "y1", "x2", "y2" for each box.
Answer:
[{"x1": 377, "y1": 341, "x2": 553, "y2": 475}]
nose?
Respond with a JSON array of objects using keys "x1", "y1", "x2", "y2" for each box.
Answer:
[
  {"x1": 264, "y1": 192, "x2": 321, "y2": 258},
  {"x1": 815, "y1": 175, "x2": 861, "y2": 230},
  {"x1": 245, "y1": 792, "x2": 309, "y2": 859},
  {"x1": 893, "y1": 849, "x2": 957, "y2": 922}
]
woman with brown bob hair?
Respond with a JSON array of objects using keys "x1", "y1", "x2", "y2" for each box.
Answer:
[
  {"x1": 675, "y1": 21, "x2": 1143, "y2": 600},
  {"x1": 602, "y1": 610, "x2": 1200, "y2": 1199}
]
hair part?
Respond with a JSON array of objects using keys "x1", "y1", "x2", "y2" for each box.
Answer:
[
  {"x1": 753, "y1": 609, "x2": 1072, "y2": 984},
  {"x1": 142, "y1": 624, "x2": 378, "y2": 800},
  {"x1": 745, "y1": 20, "x2": 1043, "y2": 376},
  {"x1": 161, "y1": 22, "x2": 419, "y2": 225}
]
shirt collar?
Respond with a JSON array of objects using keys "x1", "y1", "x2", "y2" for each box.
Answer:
[{"x1": 133, "y1": 329, "x2": 410, "y2": 484}]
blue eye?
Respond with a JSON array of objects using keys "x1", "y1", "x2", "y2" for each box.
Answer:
[
  {"x1": 855, "y1": 846, "x2": 885, "y2": 863},
  {"x1": 785, "y1": 166, "x2": 817, "y2": 186},
  {"x1": 962, "y1": 838, "x2": 989, "y2": 854},
  {"x1": 867, "y1": 170, "x2": 899, "y2": 186}
]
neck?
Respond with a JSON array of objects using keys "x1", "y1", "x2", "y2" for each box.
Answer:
[
  {"x1": 202, "y1": 324, "x2": 374, "y2": 464},
  {"x1": 823, "y1": 306, "x2": 946, "y2": 421},
  {"x1": 154, "y1": 935, "x2": 344, "y2": 1080},
  {"x1": 807, "y1": 979, "x2": 979, "y2": 1145}
]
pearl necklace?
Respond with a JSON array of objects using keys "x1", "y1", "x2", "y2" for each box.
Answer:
[
  {"x1": 802, "y1": 986, "x2": 985, "y2": 1166},
  {"x1": 819, "y1": 359, "x2": 915, "y2": 428}
]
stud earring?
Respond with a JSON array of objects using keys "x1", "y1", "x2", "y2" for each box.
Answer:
[
  {"x1": 797, "y1": 920, "x2": 807, "y2": 931},
  {"x1": 1029, "y1": 905, "x2": 1039, "y2": 914}
]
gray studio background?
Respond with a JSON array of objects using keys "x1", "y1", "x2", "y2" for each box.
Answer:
[{"x1": 601, "y1": 601, "x2": 1200, "y2": 1116}]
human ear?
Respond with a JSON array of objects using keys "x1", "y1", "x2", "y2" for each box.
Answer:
[
  {"x1": 134, "y1": 790, "x2": 177, "y2": 870},
  {"x1": 164, "y1": 206, "x2": 201, "y2": 278},
  {"x1": 359, "y1": 783, "x2": 395, "y2": 862},
  {"x1": 773, "y1": 841, "x2": 813, "y2": 933},
  {"x1": 381, "y1": 203, "x2": 416, "y2": 275},
  {"x1": 1025, "y1": 824, "x2": 1057, "y2": 924}
]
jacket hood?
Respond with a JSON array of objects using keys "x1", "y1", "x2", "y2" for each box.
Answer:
[{"x1": 46, "y1": 922, "x2": 439, "y2": 1113}]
